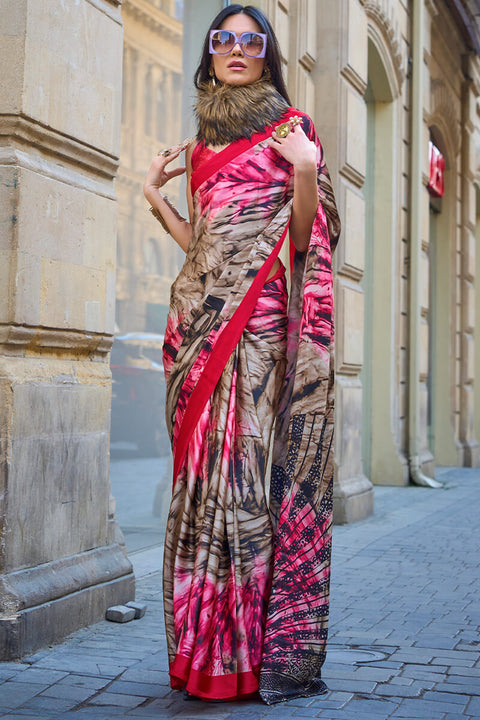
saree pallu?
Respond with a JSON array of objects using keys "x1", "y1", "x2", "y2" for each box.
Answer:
[{"x1": 162, "y1": 108, "x2": 340, "y2": 704}]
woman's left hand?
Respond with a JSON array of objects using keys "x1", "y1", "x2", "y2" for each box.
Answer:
[{"x1": 266, "y1": 123, "x2": 317, "y2": 170}]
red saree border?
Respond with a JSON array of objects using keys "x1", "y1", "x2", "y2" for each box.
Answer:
[
  {"x1": 172, "y1": 221, "x2": 290, "y2": 484},
  {"x1": 170, "y1": 654, "x2": 260, "y2": 700},
  {"x1": 190, "y1": 106, "x2": 298, "y2": 197}
]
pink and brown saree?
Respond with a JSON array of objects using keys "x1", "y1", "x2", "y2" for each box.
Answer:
[{"x1": 162, "y1": 108, "x2": 340, "y2": 704}]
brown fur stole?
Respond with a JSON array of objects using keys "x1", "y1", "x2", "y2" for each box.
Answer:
[{"x1": 195, "y1": 80, "x2": 289, "y2": 146}]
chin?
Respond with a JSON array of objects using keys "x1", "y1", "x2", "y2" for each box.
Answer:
[
  {"x1": 223, "y1": 74, "x2": 260, "y2": 86},
  {"x1": 227, "y1": 78, "x2": 251, "y2": 86}
]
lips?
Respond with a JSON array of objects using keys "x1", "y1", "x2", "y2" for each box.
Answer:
[{"x1": 228, "y1": 61, "x2": 247, "y2": 69}]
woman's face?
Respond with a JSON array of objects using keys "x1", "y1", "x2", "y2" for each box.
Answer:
[{"x1": 211, "y1": 13, "x2": 266, "y2": 86}]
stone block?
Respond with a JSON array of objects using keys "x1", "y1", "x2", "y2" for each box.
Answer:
[
  {"x1": 333, "y1": 472, "x2": 374, "y2": 525},
  {"x1": 39, "y1": 258, "x2": 107, "y2": 332},
  {"x1": 17, "y1": 168, "x2": 85, "y2": 266},
  {"x1": 419, "y1": 251, "x2": 430, "y2": 314},
  {"x1": 419, "y1": 320, "x2": 429, "y2": 380},
  {"x1": 463, "y1": 228, "x2": 476, "y2": 280},
  {"x1": 0, "y1": 250, "x2": 12, "y2": 320},
  {"x1": 295, "y1": 65, "x2": 315, "y2": 119},
  {"x1": 336, "y1": 280, "x2": 364, "y2": 372},
  {"x1": 106, "y1": 606, "x2": 136, "y2": 623},
  {"x1": 0, "y1": 164, "x2": 18, "y2": 253},
  {"x1": 86, "y1": 691, "x2": 145, "y2": 707},
  {"x1": 0, "y1": 34, "x2": 25, "y2": 113},
  {"x1": 336, "y1": 183, "x2": 365, "y2": 278},
  {"x1": 275, "y1": 2, "x2": 290, "y2": 66},
  {"x1": 344, "y1": 0, "x2": 368, "y2": 88},
  {"x1": 84, "y1": 193, "x2": 117, "y2": 272},
  {"x1": 1, "y1": 358, "x2": 113, "y2": 570},
  {"x1": 22, "y1": 0, "x2": 123, "y2": 155},
  {"x1": 126, "y1": 601, "x2": 148, "y2": 619},
  {"x1": 0, "y1": 548, "x2": 134, "y2": 659},
  {"x1": 461, "y1": 281, "x2": 475, "y2": 334},
  {"x1": 1, "y1": 164, "x2": 117, "y2": 331},
  {"x1": 343, "y1": 83, "x2": 367, "y2": 181},
  {"x1": 0, "y1": 681, "x2": 47, "y2": 709}
]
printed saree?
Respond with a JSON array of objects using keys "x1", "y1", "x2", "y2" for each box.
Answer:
[{"x1": 162, "y1": 107, "x2": 340, "y2": 704}]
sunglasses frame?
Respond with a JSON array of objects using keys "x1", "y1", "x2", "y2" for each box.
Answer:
[{"x1": 209, "y1": 29, "x2": 267, "y2": 59}]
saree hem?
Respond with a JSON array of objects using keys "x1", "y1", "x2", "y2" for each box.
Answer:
[{"x1": 170, "y1": 655, "x2": 260, "y2": 700}]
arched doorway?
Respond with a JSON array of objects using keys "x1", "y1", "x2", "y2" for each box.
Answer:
[{"x1": 362, "y1": 36, "x2": 406, "y2": 485}]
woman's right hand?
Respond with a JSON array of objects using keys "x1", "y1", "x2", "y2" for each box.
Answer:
[{"x1": 143, "y1": 144, "x2": 187, "y2": 205}]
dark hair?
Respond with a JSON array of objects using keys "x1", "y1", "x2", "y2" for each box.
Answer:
[{"x1": 193, "y1": 4, "x2": 292, "y2": 105}]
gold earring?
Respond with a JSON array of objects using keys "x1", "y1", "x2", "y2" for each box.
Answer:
[
  {"x1": 209, "y1": 66, "x2": 217, "y2": 87},
  {"x1": 262, "y1": 64, "x2": 271, "y2": 82}
]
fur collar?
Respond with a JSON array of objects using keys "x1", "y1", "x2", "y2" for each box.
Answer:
[{"x1": 195, "y1": 80, "x2": 289, "y2": 146}]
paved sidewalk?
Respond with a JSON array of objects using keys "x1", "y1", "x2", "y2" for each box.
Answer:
[{"x1": 0, "y1": 467, "x2": 479, "y2": 719}]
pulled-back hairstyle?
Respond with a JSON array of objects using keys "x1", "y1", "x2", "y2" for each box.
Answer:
[{"x1": 194, "y1": 4, "x2": 292, "y2": 105}]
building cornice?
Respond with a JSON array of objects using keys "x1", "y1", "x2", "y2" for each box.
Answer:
[
  {"x1": 86, "y1": 0, "x2": 123, "y2": 25},
  {"x1": 122, "y1": 0, "x2": 182, "y2": 40},
  {"x1": 0, "y1": 114, "x2": 119, "y2": 184},
  {"x1": 0, "y1": 325, "x2": 113, "y2": 359}
]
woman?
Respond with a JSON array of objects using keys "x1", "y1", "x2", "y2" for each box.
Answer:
[{"x1": 143, "y1": 4, "x2": 340, "y2": 705}]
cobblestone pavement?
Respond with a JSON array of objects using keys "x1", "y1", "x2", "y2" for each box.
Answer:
[{"x1": 0, "y1": 466, "x2": 479, "y2": 719}]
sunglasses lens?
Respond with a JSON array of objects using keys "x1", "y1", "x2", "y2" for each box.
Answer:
[
  {"x1": 211, "y1": 30, "x2": 235, "y2": 54},
  {"x1": 241, "y1": 33, "x2": 265, "y2": 56}
]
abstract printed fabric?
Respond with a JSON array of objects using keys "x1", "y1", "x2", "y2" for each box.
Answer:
[{"x1": 162, "y1": 108, "x2": 340, "y2": 704}]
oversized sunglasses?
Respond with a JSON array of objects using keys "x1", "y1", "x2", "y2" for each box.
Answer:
[{"x1": 209, "y1": 29, "x2": 267, "y2": 58}]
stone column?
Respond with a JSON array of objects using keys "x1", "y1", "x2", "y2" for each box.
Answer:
[
  {"x1": 315, "y1": 0, "x2": 374, "y2": 523},
  {"x1": 459, "y1": 54, "x2": 480, "y2": 467},
  {"x1": 0, "y1": 0, "x2": 134, "y2": 659}
]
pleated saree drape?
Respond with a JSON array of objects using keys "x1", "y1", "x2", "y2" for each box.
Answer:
[{"x1": 162, "y1": 108, "x2": 340, "y2": 704}]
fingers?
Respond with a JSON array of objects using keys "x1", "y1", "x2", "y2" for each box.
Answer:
[
  {"x1": 160, "y1": 147, "x2": 182, "y2": 165},
  {"x1": 153, "y1": 143, "x2": 185, "y2": 169},
  {"x1": 166, "y1": 166, "x2": 186, "y2": 179}
]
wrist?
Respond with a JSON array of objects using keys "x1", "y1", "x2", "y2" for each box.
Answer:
[
  {"x1": 144, "y1": 184, "x2": 166, "y2": 206},
  {"x1": 293, "y1": 158, "x2": 317, "y2": 173}
]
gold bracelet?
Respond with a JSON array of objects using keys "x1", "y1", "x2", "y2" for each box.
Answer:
[
  {"x1": 148, "y1": 193, "x2": 186, "y2": 235},
  {"x1": 149, "y1": 204, "x2": 170, "y2": 234}
]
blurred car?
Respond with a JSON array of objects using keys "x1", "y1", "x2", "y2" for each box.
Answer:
[{"x1": 110, "y1": 332, "x2": 170, "y2": 457}]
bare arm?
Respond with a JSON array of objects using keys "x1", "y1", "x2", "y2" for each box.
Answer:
[
  {"x1": 185, "y1": 142, "x2": 195, "y2": 224},
  {"x1": 266, "y1": 124, "x2": 318, "y2": 252},
  {"x1": 143, "y1": 142, "x2": 193, "y2": 253}
]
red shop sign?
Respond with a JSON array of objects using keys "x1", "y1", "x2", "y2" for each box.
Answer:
[{"x1": 427, "y1": 141, "x2": 445, "y2": 198}]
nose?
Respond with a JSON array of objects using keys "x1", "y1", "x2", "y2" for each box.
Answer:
[{"x1": 231, "y1": 41, "x2": 244, "y2": 55}]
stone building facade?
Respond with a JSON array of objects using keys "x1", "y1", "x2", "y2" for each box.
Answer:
[{"x1": 1, "y1": 0, "x2": 479, "y2": 657}]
